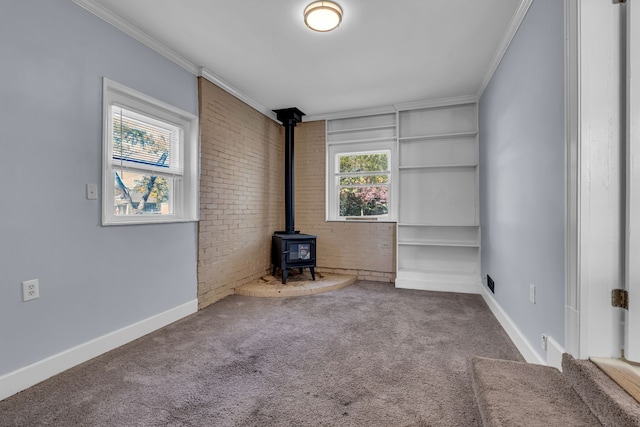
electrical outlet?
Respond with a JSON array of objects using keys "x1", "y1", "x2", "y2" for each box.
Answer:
[
  {"x1": 22, "y1": 279, "x2": 40, "y2": 301},
  {"x1": 529, "y1": 284, "x2": 536, "y2": 304},
  {"x1": 541, "y1": 333, "x2": 548, "y2": 351}
]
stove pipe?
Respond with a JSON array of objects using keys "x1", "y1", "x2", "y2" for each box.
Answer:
[{"x1": 273, "y1": 108, "x2": 305, "y2": 234}]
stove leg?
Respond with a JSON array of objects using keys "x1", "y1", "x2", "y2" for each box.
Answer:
[
  {"x1": 310, "y1": 267, "x2": 315, "y2": 281},
  {"x1": 282, "y1": 269, "x2": 288, "y2": 284}
]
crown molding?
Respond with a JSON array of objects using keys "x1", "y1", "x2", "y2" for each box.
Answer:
[
  {"x1": 72, "y1": 0, "x2": 277, "y2": 121},
  {"x1": 197, "y1": 68, "x2": 278, "y2": 122},
  {"x1": 476, "y1": 0, "x2": 534, "y2": 100}
]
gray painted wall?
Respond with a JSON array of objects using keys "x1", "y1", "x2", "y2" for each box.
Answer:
[
  {"x1": 0, "y1": 1, "x2": 198, "y2": 376},
  {"x1": 479, "y1": 0, "x2": 565, "y2": 360}
]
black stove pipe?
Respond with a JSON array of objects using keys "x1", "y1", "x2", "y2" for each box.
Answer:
[
  {"x1": 283, "y1": 120, "x2": 295, "y2": 234},
  {"x1": 273, "y1": 108, "x2": 305, "y2": 234}
]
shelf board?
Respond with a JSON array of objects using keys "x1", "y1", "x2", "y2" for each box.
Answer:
[
  {"x1": 398, "y1": 241, "x2": 479, "y2": 248},
  {"x1": 327, "y1": 124, "x2": 396, "y2": 135},
  {"x1": 397, "y1": 223, "x2": 480, "y2": 227},
  {"x1": 398, "y1": 131, "x2": 478, "y2": 142},
  {"x1": 399, "y1": 163, "x2": 477, "y2": 170},
  {"x1": 396, "y1": 268, "x2": 479, "y2": 277},
  {"x1": 326, "y1": 136, "x2": 397, "y2": 145},
  {"x1": 395, "y1": 274, "x2": 481, "y2": 293}
]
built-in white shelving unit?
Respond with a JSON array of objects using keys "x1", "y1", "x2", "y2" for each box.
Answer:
[
  {"x1": 395, "y1": 103, "x2": 481, "y2": 293},
  {"x1": 326, "y1": 114, "x2": 396, "y2": 144}
]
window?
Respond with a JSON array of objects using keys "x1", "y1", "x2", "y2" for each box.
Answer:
[
  {"x1": 327, "y1": 141, "x2": 395, "y2": 221},
  {"x1": 337, "y1": 150, "x2": 390, "y2": 217},
  {"x1": 102, "y1": 79, "x2": 199, "y2": 225}
]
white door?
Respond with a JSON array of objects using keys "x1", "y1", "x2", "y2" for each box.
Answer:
[{"x1": 625, "y1": 0, "x2": 640, "y2": 363}]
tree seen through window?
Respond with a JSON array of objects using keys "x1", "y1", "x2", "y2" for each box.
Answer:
[{"x1": 338, "y1": 152, "x2": 389, "y2": 217}]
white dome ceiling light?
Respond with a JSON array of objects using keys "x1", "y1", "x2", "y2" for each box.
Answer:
[{"x1": 304, "y1": 1, "x2": 343, "y2": 32}]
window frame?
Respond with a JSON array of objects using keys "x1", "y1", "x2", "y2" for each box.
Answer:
[
  {"x1": 326, "y1": 140, "x2": 397, "y2": 222},
  {"x1": 102, "y1": 78, "x2": 199, "y2": 226}
]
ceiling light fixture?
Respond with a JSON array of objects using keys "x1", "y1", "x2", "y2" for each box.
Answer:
[{"x1": 304, "y1": 1, "x2": 343, "y2": 32}]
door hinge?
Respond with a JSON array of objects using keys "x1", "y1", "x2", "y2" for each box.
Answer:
[
  {"x1": 611, "y1": 289, "x2": 629, "y2": 310},
  {"x1": 613, "y1": 0, "x2": 627, "y2": 4}
]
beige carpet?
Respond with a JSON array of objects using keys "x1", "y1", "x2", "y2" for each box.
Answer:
[
  {"x1": 564, "y1": 354, "x2": 640, "y2": 426},
  {"x1": 471, "y1": 357, "x2": 601, "y2": 426},
  {"x1": 0, "y1": 281, "x2": 523, "y2": 426}
]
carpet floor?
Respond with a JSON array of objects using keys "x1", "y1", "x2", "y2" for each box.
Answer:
[
  {"x1": 471, "y1": 356, "x2": 601, "y2": 426},
  {"x1": 0, "y1": 281, "x2": 523, "y2": 426}
]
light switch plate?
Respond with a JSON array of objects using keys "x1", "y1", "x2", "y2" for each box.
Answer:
[
  {"x1": 86, "y1": 184, "x2": 98, "y2": 200},
  {"x1": 529, "y1": 284, "x2": 536, "y2": 304}
]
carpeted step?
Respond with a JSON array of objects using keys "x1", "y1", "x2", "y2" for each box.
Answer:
[
  {"x1": 562, "y1": 353, "x2": 640, "y2": 427},
  {"x1": 470, "y1": 356, "x2": 601, "y2": 426}
]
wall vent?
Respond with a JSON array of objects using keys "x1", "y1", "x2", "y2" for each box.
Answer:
[{"x1": 487, "y1": 275, "x2": 495, "y2": 294}]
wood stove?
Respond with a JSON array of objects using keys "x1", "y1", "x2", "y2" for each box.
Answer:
[
  {"x1": 271, "y1": 233, "x2": 316, "y2": 283},
  {"x1": 271, "y1": 108, "x2": 317, "y2": 284}
]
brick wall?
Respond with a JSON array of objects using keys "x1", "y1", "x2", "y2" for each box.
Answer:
[
  {"x1": 295, "y1": 120, "x2": 396, "y2": 282},
  {"x1": 197, "y1": 78, "x2": 283, "y2": 308},
  {"x1": 198, "y1": 79, "x2": 396, "y2": 308}
]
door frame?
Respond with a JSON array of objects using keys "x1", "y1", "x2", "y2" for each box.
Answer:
[
  {"x1": 626, "y1": 0, "x2": 640, "y2": 362},
  {"x1": 565, "y1": 0, "x2": 625, "y2": 360}
]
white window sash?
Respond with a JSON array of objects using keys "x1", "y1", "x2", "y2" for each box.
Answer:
[
  {"x1": 102, "y1": 78, "x2": 198, "y2": 225},
  {"x1": 327, "y1": 140, "x2": 395, "y2": 221}
]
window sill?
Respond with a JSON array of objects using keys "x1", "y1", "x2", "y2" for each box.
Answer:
[
  {"x1": 102, "y1": 216, "x2": 199, "y2": 226},
  {"x1": 326, "y1": 219, "x2": 397, "y2": 224}
]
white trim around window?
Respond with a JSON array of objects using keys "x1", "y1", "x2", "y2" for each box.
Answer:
[
  {"x1": 102, "y1": 78, "x2": 199, "y2": 225},
  {"x1": 326, "y1": 140, "x2": 397, "y2": 222}
]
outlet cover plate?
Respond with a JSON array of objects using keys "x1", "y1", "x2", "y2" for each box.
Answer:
[{"x1": 22, "y1": 279, "x2": 39, "y2": 301}]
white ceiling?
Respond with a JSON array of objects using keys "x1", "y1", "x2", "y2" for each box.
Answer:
[{"x1": 76, "y1": 0, "x2": 530, "y2": 120}]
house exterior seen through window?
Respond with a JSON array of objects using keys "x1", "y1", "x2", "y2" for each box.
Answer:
[{"x1": 111, "y1": 106, "x2": 178, "y2": 216}]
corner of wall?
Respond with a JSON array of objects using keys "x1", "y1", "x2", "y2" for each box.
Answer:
[{"x1": 196, "y1": 78, "x2": 283, "y2": 308}]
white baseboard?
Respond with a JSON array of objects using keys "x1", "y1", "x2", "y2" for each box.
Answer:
[
  {"x1": 565, "y1": 305, "x2": 580, "y2": 357},
  {"x1": 395, "y1": 278, "x2": 481, "y2": 294},
  {"x1": 0, "y1": 299, "x2": 197, "y2": 401},
  {"x1": 546, "y1": 336, "x2": 565, "y2": 371},
  {"x1": 479, "y1": 287, "x2": 545, "y2": 365}
]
